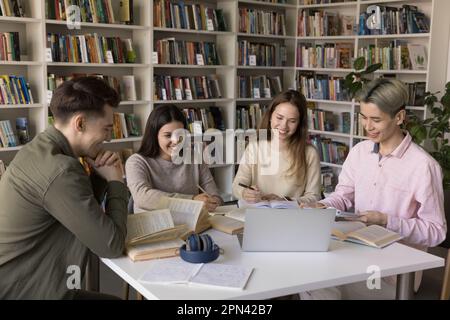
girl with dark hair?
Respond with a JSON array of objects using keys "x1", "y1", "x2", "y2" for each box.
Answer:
[
  {"x1": 232, "y1": 90, "x2": 321, "y2": 204},
  {"x1": 125, "y1": 105, "x2": 223, "y2": 213}
]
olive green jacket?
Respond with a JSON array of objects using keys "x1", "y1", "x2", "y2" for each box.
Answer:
[{"x1": 0, "y1": 126, "x2": 128, "y2": 299}]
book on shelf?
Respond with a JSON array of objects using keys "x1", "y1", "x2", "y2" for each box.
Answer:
[
  {"x1": 0, "y1": 32, "x2": 20, "y2": 61},
  {"x1": 139, "y1": 258, "x2": 254, "y2": 290},
  {"x1": 407, "y1": 44, "x2": 427, "y2": 70},
  {"x1": 155, "y1": 197, "x2": 212, "y2": 235},
  {"x1": 239, "y1": 7, "x2": 286, "y2": 36},
  {"x1": 121, "y1": 75, "x2": 136, "y2": 101},
  {"x1": 125, "y1": 209, "x2": 188, "y2": 261},
  {"x1": 153, "y1": 1, "x2": 227, "y2": 32},
  {"x1": 0, "y1": 75, "x2": 33, "y2": 105},
  {"x1": 238, "y1": 199, "x2": 300, "y2": 209},
  {"x1": 0, "y1": 119, "x2": 17, "y2": 148},
  {"x1": 0, "y1": 0, "x2": 25, "y2": 17},
  {"x1": 332, "y1": 221, "x2": 403, "y2": 249},
  {"x1": 406, "y1": 81, "x2": 426, "y2": 106},
  {"x1": 119, "y1": 0, "x2": 133, "y2": 25},
  {"x1": 47, "y1": 33, "x2": 134, "y2": 64},
  {"x1": 46, "y1": 0, "x2": 117, "y2": 23},
  {"x1": 112, "y1": 112, "x2": 139, "y2": 139}
]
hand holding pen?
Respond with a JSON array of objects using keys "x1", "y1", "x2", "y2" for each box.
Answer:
[
  {"x1": 195, "y1": 185, "x2": 220, "y2": 212},
  {"x1": 239, "y1": 183, "x2": 263, "y2": 203}
]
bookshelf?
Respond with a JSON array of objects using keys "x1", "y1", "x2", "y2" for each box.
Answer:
[{"x1": 0, "y1": 0, "x2": 449, "y2": 199}]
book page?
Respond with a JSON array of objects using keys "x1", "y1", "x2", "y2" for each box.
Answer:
[
  {"x1": 225, "y1": 208, "x2": 246, "y2": 222},
  {"x1": 189, "y1": 264, "x2": 254, "y2": 290},
  {"x1": 166, "y1": 198, "x2": 204, "y2": 231},
  {"x1": 209, "y1": 215, "x2": 244, "y2": 235},
  {"x1": 139, "y1": 258, "x2": 202, "y2": 284},
  {"x1": 238, "y1": 199, "x2": 270, "y2": 208},
  {"x1": 126, "y1": 209, "x2": 175, "y2": 243}
]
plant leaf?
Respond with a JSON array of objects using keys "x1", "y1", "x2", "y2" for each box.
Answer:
[
  {"x1": 353, "y1": 57, "x2": 366, "y2": 70},
  {"x1": 361, "y1": 63, "x2": 383, "y2": 74}
]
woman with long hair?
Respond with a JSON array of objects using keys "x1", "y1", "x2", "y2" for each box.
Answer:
[
  {"x1": 232, "y1": 89, "x2": 321, "y2": 204},
  {"x1": 126, "y1": 104, "x2": 223, "y2": 213}
]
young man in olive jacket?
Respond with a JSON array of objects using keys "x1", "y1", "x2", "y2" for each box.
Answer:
[{"x1": 0, "y1": 77, "x2": 128, "y2": 299}]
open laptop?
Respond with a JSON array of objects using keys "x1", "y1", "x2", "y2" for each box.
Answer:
[{"x1": 242, "y1": 208, "x2": 336, "y2": 252}]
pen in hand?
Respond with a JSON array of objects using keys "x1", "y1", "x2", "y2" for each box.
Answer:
[{"x1": 238, "y1": 183, "x2": 256, "y2": 191}]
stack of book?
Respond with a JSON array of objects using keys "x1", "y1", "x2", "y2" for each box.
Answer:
[
  {"x1": 154, "y1": 75, "x2": 222, "y2": 101},
  {"x1": 0, "y1": 75, "x2": 34, "y2": 105},
  {"x1": 153, "y1": 0, "x2": 227, "y2": 31}
]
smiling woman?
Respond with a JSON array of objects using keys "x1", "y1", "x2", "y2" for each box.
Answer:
[
  {"x1": 232, "y1": 90, "x2": 322, "y2": 205},
  {"x1": 125, "y1": 104, "x2": 223, "y2": 213}
]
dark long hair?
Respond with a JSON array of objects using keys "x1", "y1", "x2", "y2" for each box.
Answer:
[
  {"x1": 258, "y1": 90, "x2": 308, "y2": 181},
  {"x1": 138, "y1": 104, "x2": 187, "y2": 158}
]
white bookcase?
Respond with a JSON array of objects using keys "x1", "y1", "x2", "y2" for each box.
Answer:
[{"x1": 1, "y1": 0, "x2": 449, "y2": 199}]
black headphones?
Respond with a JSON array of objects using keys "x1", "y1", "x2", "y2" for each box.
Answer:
[{"x1": 179, "y1": 234, "x2": 221, "y2": 264}]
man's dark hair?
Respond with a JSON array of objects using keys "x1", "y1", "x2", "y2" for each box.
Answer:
[{"x1": 49, "y1": 76, "x2": 120, "y2": 124}]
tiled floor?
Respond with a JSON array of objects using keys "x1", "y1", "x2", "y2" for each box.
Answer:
[{"x1": 99, "y1": 246, "x2": 449, "y2": 300}]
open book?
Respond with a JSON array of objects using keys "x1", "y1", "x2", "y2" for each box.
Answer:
[
  {"x1": 238, "y1": 199, "x2": 300, "y2": 209},
  {"x1": 156, "y1": 197, "x2": 211, "y2": 235},
  {"x1": 125, "y1": 209, "x2": 187, "y2": 261},
  {"x1": 331, "y1": 221, "x2": 403, "y2": 249},
  {"x1": 139, "y1": 258, "x2": 254, "y2": 290}
]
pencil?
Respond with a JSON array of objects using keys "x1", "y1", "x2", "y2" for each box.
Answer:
[
  {"x1": 238, "y1": 183, "x2": 256, "y2": 191},
  {"x1": 197, "y1": 184, "x2": 210, "y2": 196}
]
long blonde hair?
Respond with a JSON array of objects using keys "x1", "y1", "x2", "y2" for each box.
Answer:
[{"x1": 258, "y1": 90, "x2": 308, "y2": 181}]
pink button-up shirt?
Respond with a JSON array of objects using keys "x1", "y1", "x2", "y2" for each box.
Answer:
[{"x1": 321, "y1": 132, "x2": 446, "y2": 249}]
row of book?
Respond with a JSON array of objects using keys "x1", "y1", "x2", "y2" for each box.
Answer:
[
  {"x1": 320, "y1": 165, "x2": 336, "y2": 194},
  {"x1": 405, "y1": 81, "x2": 426, "y2": 107},
  {"x1": 307, "y1": 108, "x2": 350, "y2": 133},
  {"x1": 155, "y1": 38, "x2": 220, "y2": 65},
  {"x1": 236, "y1": 104, "x2": 269, "y2": 130},
  {"x1": 238, "y1": 40, "x2": 287, "y2": 67},
  {"x1": 0, "y1": 75, "x2": 34, "y2": 105},
  {"x1": 298, "y1": 10, "x2": 355, "y2": 37},
  {"x1": 47, "y1": 73, "x2": 137, "y2": 102},
  {"x1": 153, "y1": 0, "x2": 227, "y2": 32},
  {"x1": 297, "y1": 72, "x2": 349, "y2": 101},
  {"x1": 45, "y1": 0, "x2": 134, "y2": 24},
  {"x1": 112, "y1": 112, "x2": 140, "y2": 139},
  {"x1": 308, "y1": 134, "x2": 349, "y2": 165},
  {"x1": 359, "y1": 42, "x2": 427, "y2": 71},
  {"x1": 296, "y1": 43, "x2": 353, "y2": 69},
  {"x1": 181, "y1": 107, "x2": 225, "y2": 134},
  {"x1": 46, "y1": 0, "x2": 115, "y2": 23},
  {"x1": 0, "y1": 32, "x2": 20, "y2": 61},
  {"x1": 353, "y1": 112, "x2": 366, "y2": 137},
  {"x1": 0, "y1": 0, "x2": 25, "y2": 17},
  {"x1": 237, "y1": 75, "x2": 282, "y2": 99},
  {"x1": 358, "y1": 5, "x2": 429, "y2": 36},
  {"x1": 239, "y1": 8, "x2": 286, "y2": 36},
  {"x1": 47, "y1": 33, "x2": 135, "y2": 64},
  {"x1": 153, "y1": 75, "x2": 222, "y2": 101},
  {"x1": 0, "y1": 117, "x2": 30, "y2": 148}
]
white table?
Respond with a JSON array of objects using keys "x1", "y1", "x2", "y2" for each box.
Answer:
[{"x1": 102, "y1": 230, "x2": 444, "y2": 300}]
